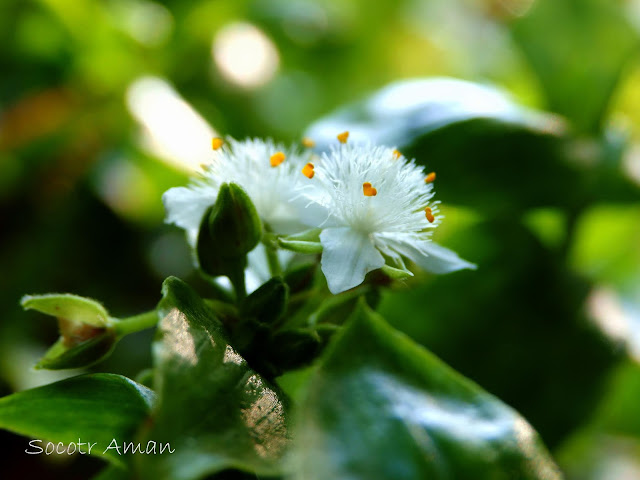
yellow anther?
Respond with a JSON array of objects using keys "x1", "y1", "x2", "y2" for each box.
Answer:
[
  {"x1": 425, "y1": 207, "x2": 435, "y2": 223},
  {"x1": 302, "y1": 162, "x2": 315, "y2": 179},
  {"x1": 393, "y1": 149, "x2": 402, "y2": 159},
  {"x1": 302, "y1": 137, "x2": 316, "y2": 148},
  {"x1": 363, "y1": 182, "x2": 377, "y2": 197},
  {"x1": 337, "y1": 131, "x2": 349, "y2": 144},
  {"x1": 211, "y1": 137, "x2": 224, "y2": 150},
  {"x1": 424, "y1": 172, "x2": 436, "y2": 183},
  {"x1": 270, "y1": 151, "x2": 286, "y2": 167}
]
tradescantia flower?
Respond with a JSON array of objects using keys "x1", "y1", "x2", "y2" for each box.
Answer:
[
  {"x1": 163, "y1": 137, "x2": 313, "y2": 247},
  {"x1": 295, "y1": 136, "x2": 476, "y2": 293}
]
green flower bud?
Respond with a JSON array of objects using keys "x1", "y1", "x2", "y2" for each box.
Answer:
[
  {"x1": 241, "y1": 277, "x2": 289, "y2": 325},
  {"x1": 20, "y1": 294, "x2": 119, "y2": 370},
  {"x1": 197, "y1": 183, "x2": 262, "y2": 277},
  {"x1": 266, "y1": 328, "x2": 322, "y2": 372}
]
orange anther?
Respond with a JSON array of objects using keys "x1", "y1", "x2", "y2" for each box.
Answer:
[
  {"x1": 302, "y1": 162, "x2": 315, "y2": 179},
  {"x1": 393, "y1": 149, "x2": 402, "y2": 159},
  {"x1": 363, "y1": 182, "x2": 377, "y2": 197},
  {"x1": 337, "y1": 131, "x2": 349, "y2": 144},
  {"x1": 270, "y1": 151, "x2": 286, "y2": 167},
  {"x1": 425, "y1": 207, "x2": 435, "y2": 223},
  {"x1": 424, "y1": 172, "x2": 436, "y2": 183},
  {"x1": 302, "y1": 137, "x2": 316, "y2": 148},
  {"x1": 211, "y1": 137, "x2": 224, "y2": 150}
]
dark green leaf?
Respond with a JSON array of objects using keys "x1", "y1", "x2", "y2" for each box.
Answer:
[
  {"x1": 304, "y1": 78, "x2": 583, "y2": 213},
  {"x1": 292, "y1": 300, "x2": 563, "y2": 480},
  {"x1": 0, "y1": 373, "x2": 154, "y2": 464},
  {"x1": 136, "y1": 277, "x2": 289, "y2": 480},
  {"x1": 378, "y1": 220, "x2": 623, "y2": 447},
  {"x1": 512, "y1": 0, "x2": 639, "y2": 133}
]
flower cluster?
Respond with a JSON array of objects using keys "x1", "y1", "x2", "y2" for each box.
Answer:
[{"x1": 163, "y1": 134, "x2": 475, "y2": 294}]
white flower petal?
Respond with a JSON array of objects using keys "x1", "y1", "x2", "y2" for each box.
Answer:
[
  {"x1": 320, "y1": 227, "x2": 385, "y2": 294},
  {"x1": 246, "y1": 243, "x2": 294, "y2": 291},
  {"x1": 162, "y1": 185, "x2": 215, "y2": 246},
  {"x1": 388, "y1": 238, "x2": 476, "y2": 274}
]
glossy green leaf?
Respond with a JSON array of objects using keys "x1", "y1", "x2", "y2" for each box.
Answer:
[
  {"x1": 512, "y1": 0, "x2": 639, "y2": 133},
  {"x1": 291, "y1": 300, "x2": 563, "y2": 480},
  {"x1": 377, "y1": 220, "x2": 623, "y2": 448},
  {"x1": 136, "y1": 277, "x2": 289, "y2": 480},
  {"x1": 304, "y1": 78, "x2": 582, "y2": 213},
  {"x1": 0, "y1": 373, "x2": 154, "y2": 464}
]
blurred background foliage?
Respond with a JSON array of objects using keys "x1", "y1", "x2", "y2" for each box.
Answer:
[{"x1": 1, "y1": 0, "x2": 640, "y2": 478}]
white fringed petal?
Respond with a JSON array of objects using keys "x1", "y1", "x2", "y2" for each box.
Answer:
[
  {"x1": 162, "y1": 185, "x2": 215, "y2": 246},
  {"x1": 320, "y1": 227, "x2": 385, "y2": 294}
]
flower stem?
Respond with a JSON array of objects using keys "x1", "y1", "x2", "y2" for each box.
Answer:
[
  {"x1": 266, "y1": 243, "x2": 282, "y2": 277},
  {"x1": 263, "y1": 225, "x2": 282, "y2": 277},
  {"x1": 228, "y1": 267, "x2": 247, "y2": 302},
  {"x1": 113, "y1": 310, "x2": 159, "y2": 336}
]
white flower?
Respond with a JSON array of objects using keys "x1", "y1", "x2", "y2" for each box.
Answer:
[
  {"x1": 163, "y1": 137, "x2": 312, "y2": 246},
  {"x1": 296, "y1": 142, "x2": 476, "y2": 293}
]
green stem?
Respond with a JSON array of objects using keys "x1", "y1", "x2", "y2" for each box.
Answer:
[
  {"x1": 113, "y1": 310, "x2": 158, "y2": 336},
  {"x1": 266, "y1": 243, "x2": 282, "y2": 277},
  {"x1": 229, "y1": 267, "x2": 247, "y2": 302},
  {"x1": 263, "y1": 226, "x2": 282, "y2": 277}
]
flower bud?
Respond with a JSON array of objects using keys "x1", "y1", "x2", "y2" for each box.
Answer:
[
  {"x1": 197, "y1": 183, "x2": 262, "y2": 277},
  {"x1": 241, "y1": 277, "x2": 289, "y2": 325}
]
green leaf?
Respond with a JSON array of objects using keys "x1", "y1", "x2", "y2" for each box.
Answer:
[
  {"x1": 136, "y1": 277, "x2": 289, "y2": 480},
  {"x1": 21, "y1": 293, "x2": 111, "y2": 327},
  {"x1": 291, "y1": 300, "x2": 563, "y2": 480},
  {"x1": 377, "y1": 220, "x2": 623, "y2": 448},
  {"x1": 304, "y1": 78, "x2": 581, "y2": 213},
  {"x1": 512, "y1": 0, "x2": 639, "y2": 133},
  {"x1": 0, "y1": 373, "x2": 154, "y2": 464}
]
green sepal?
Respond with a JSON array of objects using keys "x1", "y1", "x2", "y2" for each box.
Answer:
[
  {"x1": 278, "y1": 238, "x2": 323, "y2": 254},
  {"x1": 380, "y1": 264, "x2": 414, "y2": 280},
  {"x1": 21, "y1": 293, "x2": 111, "y2": 327},
  {"x1": 241, "y1": 277, "x2": 289, "y2": 325},
  {"x1": 36, "y1": 332, "x2": 118, "y2": 370},
  {"x1": 21, "y1": 293, "x2": 120, "y2": 370},
  {"x1": 196, "y1": 183, "x2": 262, "y2": 277},
  {"x1": 278, "y1": 228, "x2": 323, "y2": 254},
  {"x1": 282, "y1": 228, "x2": 322, "y2": 242}
]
